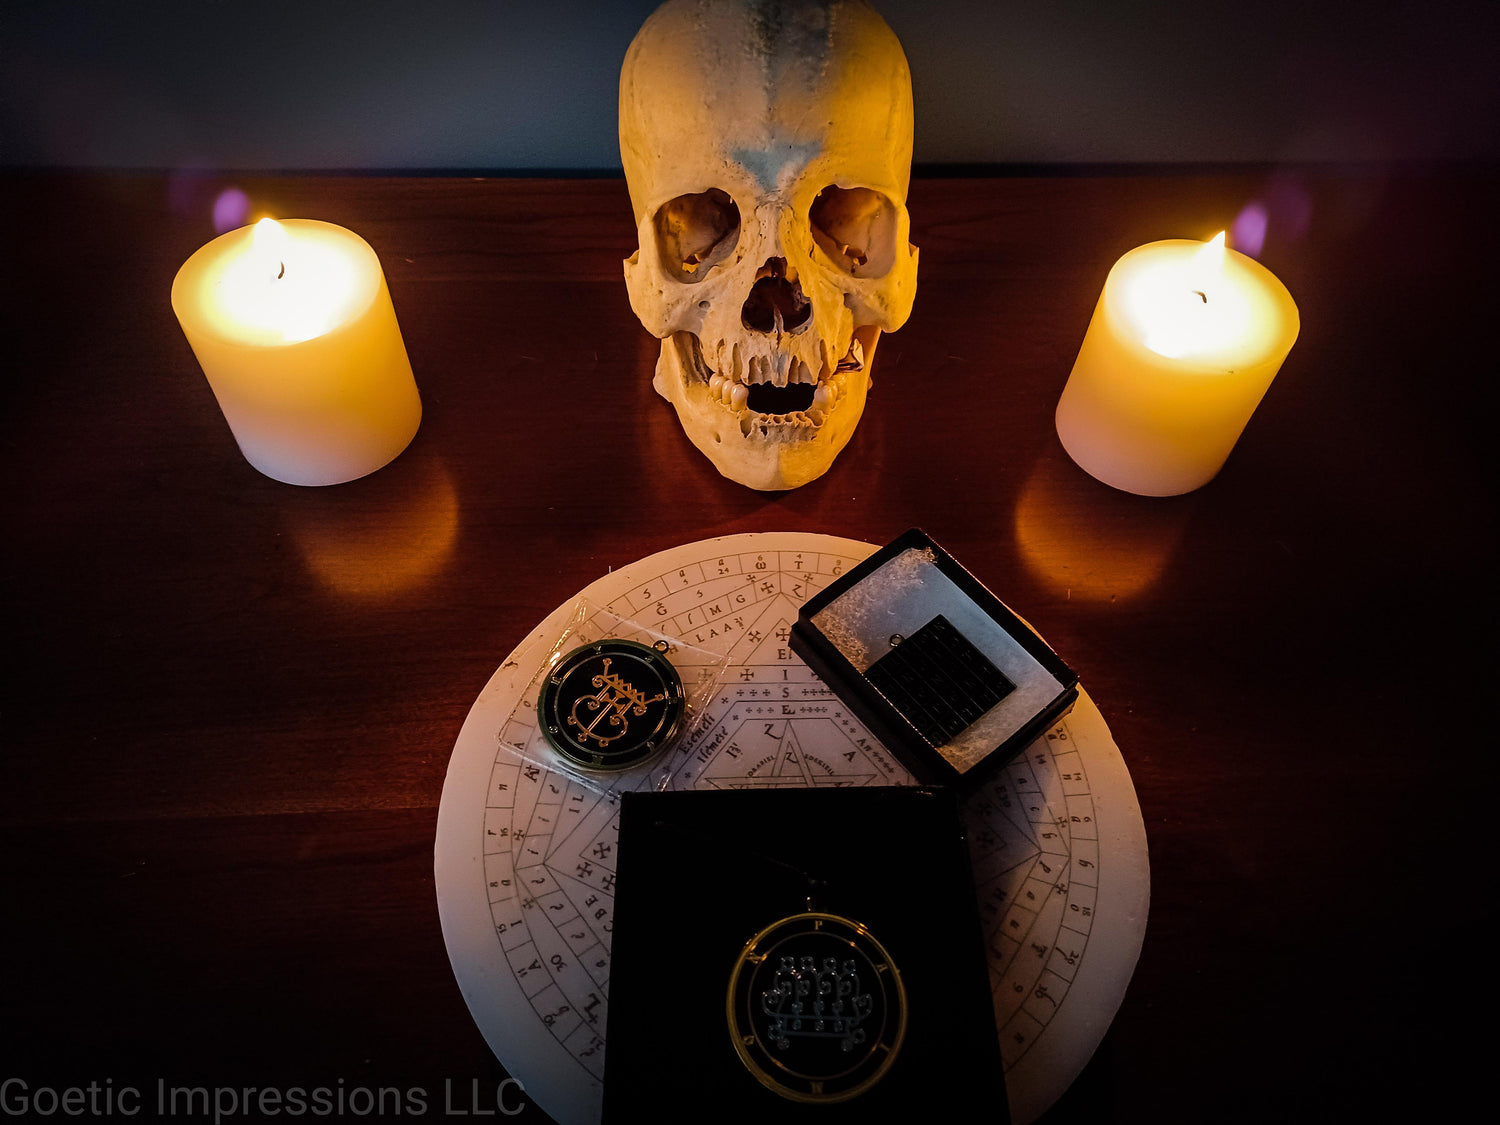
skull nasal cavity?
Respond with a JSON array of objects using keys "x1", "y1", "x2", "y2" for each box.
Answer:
[{"x1": 741, "y1": 259, "x2": 812, "y2": 334}]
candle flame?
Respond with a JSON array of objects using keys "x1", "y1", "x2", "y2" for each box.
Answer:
[
  {"x1": 251, "y1": 217, "x2": 291, "y2": 282},
  {"x1": 1193, "y1": 231, "x2": 1227, "y2": 282},
  {"x1": 1141, "y1": 233, "x2": 1234, "y2": 359},
  {"x1": 217, "y1": 217, "x2": 359, "y2": 343}
]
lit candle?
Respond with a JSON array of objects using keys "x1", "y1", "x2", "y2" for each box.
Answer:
[
  {"x1": 172, "y1": 218, "x2": 421, "y2": 486},
  {"x1": 1055, "y1": 233, "x2": 1298, "y2": 496}
]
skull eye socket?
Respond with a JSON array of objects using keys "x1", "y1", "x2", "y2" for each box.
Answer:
[
  {"x1": 809, "y1": 186, "x2": 898, "y2": 278},
  {"x1": 653, "y1": 188, "x2": 741, "y2": 283}
]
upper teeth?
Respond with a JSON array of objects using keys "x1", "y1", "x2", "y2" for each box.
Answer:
[
  {"x1": 686, "y1": 333, "x2": 865, "y2": 430},
  {"x1": 706, "y1": 367, "x2": 842, "y2": 409}
]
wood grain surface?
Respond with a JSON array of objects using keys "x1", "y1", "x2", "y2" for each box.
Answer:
[{"x1": 2, "y1": 167, "x2": 1494, "y2": 1122}]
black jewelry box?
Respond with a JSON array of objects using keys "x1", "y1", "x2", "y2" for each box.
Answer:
[
  {"x1": 789, "y1": 529, "x2": 1078, "y2": 792},
  {"x1": 603, "y1": 786, "x2": 1006, "y2": 1123}
]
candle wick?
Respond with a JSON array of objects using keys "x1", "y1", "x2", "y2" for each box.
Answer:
[
  {"x1": 277, "y1": 261, "x2": 286, "y2": 280},
  {"x1": 1192, "y1": 289, "x2": 1207, "y2": 303}
]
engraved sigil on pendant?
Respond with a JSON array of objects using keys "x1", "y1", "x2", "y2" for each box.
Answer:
[
  {"x1": 567, "y1": 656, "x2": 666, "y2": 747},
  {"x1": 727, "y1": 911, "x2": 907, "y2": 1103}
]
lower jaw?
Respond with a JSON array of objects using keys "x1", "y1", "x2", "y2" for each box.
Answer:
[{"x1": 654, "y1": 333, "x2": 876, "y2": 491}]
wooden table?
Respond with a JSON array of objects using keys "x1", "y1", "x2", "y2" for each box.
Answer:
[{"x1": 3, "y1": 167, "x2": 1493, "y2": 1121}]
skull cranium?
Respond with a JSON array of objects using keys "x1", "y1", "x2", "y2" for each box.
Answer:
[{"x1": 620, "y1": 0, "x2": 919, "y2": 490}]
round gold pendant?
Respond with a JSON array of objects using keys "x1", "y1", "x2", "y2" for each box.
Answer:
[
  {"x1": 726, "y1": 911, "x2": 906, "y2": 1103},
  {"x1": 537, "y1": 639, "x2": 685, "y2": 771}
]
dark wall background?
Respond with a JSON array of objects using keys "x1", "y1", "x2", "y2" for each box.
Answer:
[{"x1": 3, "y1": 0, "x2": 1497, "y2": 170}]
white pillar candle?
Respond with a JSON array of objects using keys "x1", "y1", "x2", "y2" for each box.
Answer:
[
  {"x1": 1055, "y1": 233, "x2": 1298, "y2": 496},
  {"x1": 172, "y1": 218, "x2": 421, "y2": 486}
]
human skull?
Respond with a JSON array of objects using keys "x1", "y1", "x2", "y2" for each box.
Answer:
[{"x1": 620, "y1": 0, "x2": 918, "y2": 490}]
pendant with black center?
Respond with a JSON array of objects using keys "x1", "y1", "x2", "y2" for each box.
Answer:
[{"x1": 538, "y1": 639, "x2": 685, "y2": 771}]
